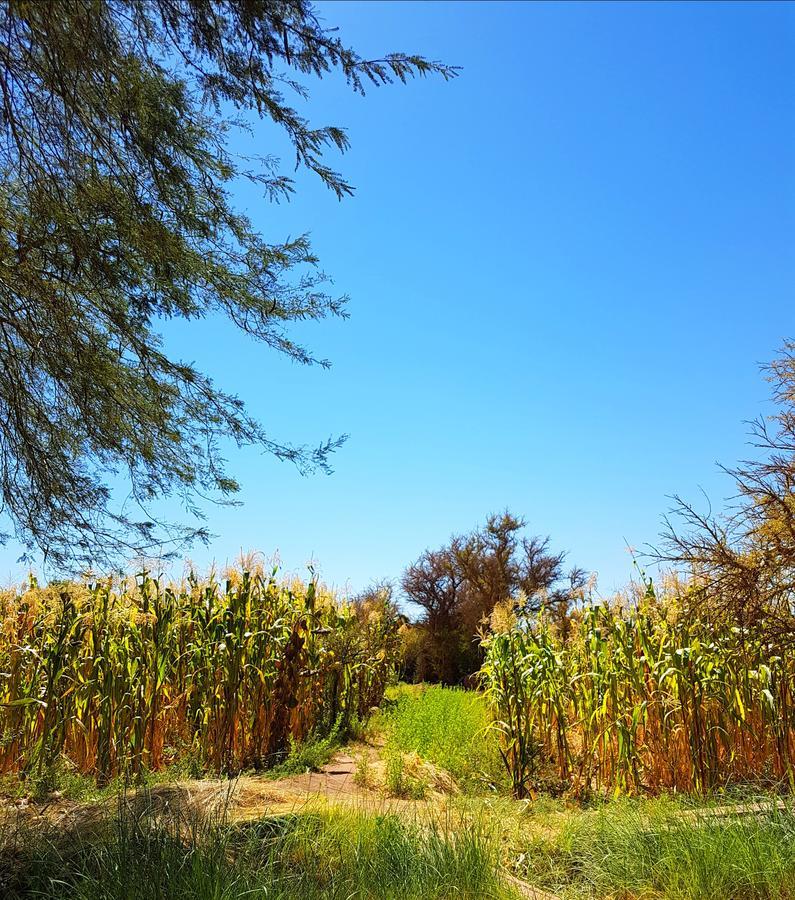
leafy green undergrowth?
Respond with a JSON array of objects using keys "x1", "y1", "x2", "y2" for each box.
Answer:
[
  {"x1": 0, "y1": 724, "x2": 348, "y2": 802},
  {"x1": 264, "y1": 724, "x2": 344, "y2": 780},
  {"x1": 511, "y1": 795, "x2": 795, "y2": 899},
  {"x1": 1, "y1": 796, "x2": 520, "y2": 900},
  {"x1": 376, "y1": 684, "x2": 507, "y2": 793}
]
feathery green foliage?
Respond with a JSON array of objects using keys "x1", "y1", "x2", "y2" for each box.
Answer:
[{"x1": 0, "y1": 0, "x2": 456, "y2": 569}]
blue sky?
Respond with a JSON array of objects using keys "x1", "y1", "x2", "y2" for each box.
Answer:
[{"x1": 2, "y1": 1, "x2": 793, "y2": 598}]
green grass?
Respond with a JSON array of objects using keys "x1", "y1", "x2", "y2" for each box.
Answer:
[
  {"x1": 507, "y1": 795, "x2": 795, "y2": 899},
  {"x1": 377, "y1": 684, "x2": 507, "y2": 793},
  {"x1": 264, "y1": 724, "x2": 344, "y2": 779},
  {"x1": 372, "y1": 687, "x2": 795, "y2": 897},
  {"x1": 0, "y1": 795, "x2": 520, "y2": 899}
]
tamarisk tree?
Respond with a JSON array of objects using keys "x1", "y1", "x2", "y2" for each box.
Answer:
[
  {"x1": 0, "y1": 0, "x2": 455, "y2": 569},
  {"x1": 661, "y1": 342, "x2": 795, "y2": 648},
  {"x1": 402, "y1": 512, "x2": 587, "y2": 683}
]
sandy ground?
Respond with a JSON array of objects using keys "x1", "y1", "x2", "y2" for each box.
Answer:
[{"x1": 0, "y1": 745, "x2": 442, "y2": 828}]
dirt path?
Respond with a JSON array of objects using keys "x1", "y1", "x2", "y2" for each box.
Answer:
[
  {"x1": 502, "y1": 872, "x2": 562, "y2": 900},
  {"x1": 0, "y1": 746, "x2": 431, "y2": 827},
  {"x1": 213, "y1": 750, "x2": 423, "y2": 819}
]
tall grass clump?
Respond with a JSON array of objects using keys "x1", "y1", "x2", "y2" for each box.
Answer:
[
  {"x1": 558, "y1": 797, "x2": 795, "y2": 899},
  {"x1": 480, "y1": 586, "x2": 795, "y2": 797},
  {"x1": 0, "y1": 796, "x2": 519, "y2": 899},
  {"x1": 380, "y1": 684, "x2": 507, "y2": 792},
  {"x1": 0, "y1": 566, "x2": 400, "y2": 788}
]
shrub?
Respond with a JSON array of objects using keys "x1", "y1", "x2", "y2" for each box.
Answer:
[{"x1": 380, "y1": 684, "x2": 507, "y2": 793}]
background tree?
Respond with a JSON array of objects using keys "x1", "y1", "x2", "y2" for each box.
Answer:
[
  {"x1": 401, "y1": 512, "x2": 586, "y2": 683},
  {"x1": 660, "y1": 341, "x2": 795, "y2": 648},
  {"x1": 0, "y1": 0, "x2": 455, "y2": 570},
  {"x1": 402, "y1": 546, "x2": 465, "y2": 684}
]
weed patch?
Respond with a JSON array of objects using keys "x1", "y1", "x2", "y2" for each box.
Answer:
[{"x1": 378, "y1": 684, "x2": 507, "y2": 793}]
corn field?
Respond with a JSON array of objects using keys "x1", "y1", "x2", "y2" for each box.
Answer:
[
  {"x1": 0, "y1": 568, "x2": 399, "y2": 785},
  {"x1": 480, "y1": 594, "x2": 795, "y2": 797}
]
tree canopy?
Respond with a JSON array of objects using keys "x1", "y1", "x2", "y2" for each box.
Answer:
[
  {"x1": 661, "y1": 342, "x2": 795, "y2": 648},
  {"x1": 402, "y1": 512, "x2": 586, "y2": 683},
  {"x1": 0, "y1": 0, "x2": 455, "y2": 570}
]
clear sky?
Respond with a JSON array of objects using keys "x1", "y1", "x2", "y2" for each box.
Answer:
[{"x1": 2, "y1": 1, "x2": 793, "y2": 598}]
